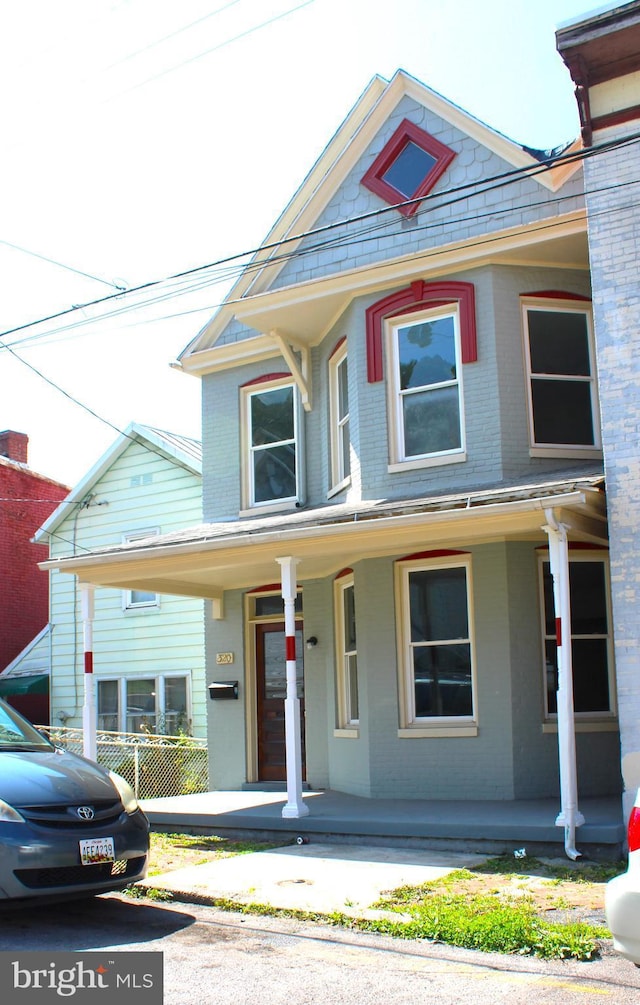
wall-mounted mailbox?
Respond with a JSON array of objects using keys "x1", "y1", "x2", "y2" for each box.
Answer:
[{"x1": 208, "y1": 680, "x2": 239, "y2": 701}]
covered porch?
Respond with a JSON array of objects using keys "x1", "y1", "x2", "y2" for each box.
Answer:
[{"x1": 140, "y1": 788, "x2": 625, "y2": 860}]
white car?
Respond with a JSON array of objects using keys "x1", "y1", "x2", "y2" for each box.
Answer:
[{"x1": 605, "y1": 790, "x2": 640, "y2": 964}]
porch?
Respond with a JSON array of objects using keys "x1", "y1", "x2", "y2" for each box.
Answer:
[{"x1": 140, "y1": 788, "x2": 626, "y2": 860}]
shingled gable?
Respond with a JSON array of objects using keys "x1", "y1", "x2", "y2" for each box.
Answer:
[{"x1": 177, "y1": 68, "x2": 583, "y2": 373}]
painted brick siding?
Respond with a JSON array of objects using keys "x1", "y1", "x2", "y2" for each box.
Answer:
[
  {"x1": 0, "y1": 462, "x2": 68, "y2": 670},
  {"x1": 203, "y1": 263, "x2": 599, "y2": 523},
  {"x1": 583, "y1": 123, "x2": 640, "y2": 818},
  {"x1": 271, "y1": 94, "x2": 586, "y2": 292},
  {"x1": 205, "y1": 590, "x2": 246, "y2": 789}
]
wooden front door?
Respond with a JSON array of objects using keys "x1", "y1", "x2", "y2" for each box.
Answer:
[{"x1": 256, "y1": 621, "x2": 305, "y2": 782}]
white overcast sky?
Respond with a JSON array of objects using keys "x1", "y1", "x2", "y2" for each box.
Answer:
[{"x1": 0, "y1": 0, "x2": 595, "y2": 486}]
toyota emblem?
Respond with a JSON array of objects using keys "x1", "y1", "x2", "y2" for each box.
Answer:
[{"x1": 76, "y1": 806, "x2": 95, "y2": 821}]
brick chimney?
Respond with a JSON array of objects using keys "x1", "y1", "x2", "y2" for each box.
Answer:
[{"x1": 0, "y1": 430, "x2": 29, "y2": 464}]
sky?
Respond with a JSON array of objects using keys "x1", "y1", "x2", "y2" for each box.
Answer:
[{"x1": 0, "y1": 0, "x2": 597, "y2": 487}]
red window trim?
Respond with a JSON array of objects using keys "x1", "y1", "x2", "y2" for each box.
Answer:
[
  {"x1": 334, "y1": 567, "x2": 354, "y2": 581},
  {"x1": 398, "y1": 549, "x2": 469, "y2": 563},
  {"x1": 522, "y1": 290, "x2": 591, "y2": 302},
  {"x1": 241, "y1": 372, "x2": 291, "y2": 388},
  {"x1": 365, "y1": 280, "x2": 477, "y2": 382},
  {"x1": 362, "y1": 118, "x2": 455, "y2": 218},
  {"x1": 329, "y1": 337, "x2": 347, "y2": 361}
]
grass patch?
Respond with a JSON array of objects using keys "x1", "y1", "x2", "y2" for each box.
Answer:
[
  {"x1": 472, "y1": 854, "x2": 625, "y2": 883},
  {"x1": 146, "y1": 832, "x2": 283, "y2": 876},
  {"x1": 367, "y1": 888, "x2": 605, "y2": 960}
]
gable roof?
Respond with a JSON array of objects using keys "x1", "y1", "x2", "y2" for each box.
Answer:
[
  {"x1": 179, "y1": 69, "x2": 583, "y2": 368},
  {"x1": 34, "y1": 423, "x2": 202, "y2": 543}
]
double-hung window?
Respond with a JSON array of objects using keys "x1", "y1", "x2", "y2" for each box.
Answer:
[
  {"x1": 387, "y1": 305, "x2": 465, "y2": 467},
  {"x1": 539, "y1": 553, "x2": 614, "y2": 720},
  {"x1": 244, "y1": 379, "x2": 302, "y2": 509},
  {"x1": 329, "y1": 342, "x2": 350, "y2": 492},
  {"x1": 97, "y1": 675, "x2": 190, "y2": 735},
  {"x1": 396, "y1": 555, "x2": 476, "y2": 733},
  {"x1": 334, "y1": 572, "x2": 358, "y2": 731},
  {"x1": 122, "y1": 530, "x2": 159, "y2": 609},
  {"x1": 522, "y1": 298, "x2": 600, "y2": 455}
]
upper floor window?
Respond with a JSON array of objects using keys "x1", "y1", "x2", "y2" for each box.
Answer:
[
  {"x1": 334, "y1": 572, "x2": 358, "y2": 730},
  {"x1": 361, "y1": 119, "x2": 455, "y2": 217},
  {"x1": 329, "y1": 341, "x2": 350, "y2": 492},
  {"x1": 522, "y1": 298, "x2": 600, "y2": 455},
  {"x1": 539, "y1": 552, "x2": 614, "y2": 719},
  {"x1": 122, "y1": 530, "x2": 159, "y2": 609},
  {"x1": 396, "y1": 555, "x2": 476, "y2": 730},
  {"x1": 243, "y1": 377, "x2": 303, "y2": 510},
  {"x1": 387, "y1": 305, "x2": 465, "y2": 466}
]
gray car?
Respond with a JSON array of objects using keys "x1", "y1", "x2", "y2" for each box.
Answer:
[{"x1": 0, "y1": 698, "x2": 149, "y2": 902}]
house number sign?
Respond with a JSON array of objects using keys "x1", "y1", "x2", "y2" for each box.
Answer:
[{"x1": 216, "y1": 652, "x2": 234, "y2": 665}]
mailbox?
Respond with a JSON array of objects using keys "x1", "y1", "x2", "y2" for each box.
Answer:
[{"x1": 208, "y1": 680, "x2": 239, "y2": 701}]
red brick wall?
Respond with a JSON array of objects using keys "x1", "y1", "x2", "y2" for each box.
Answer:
[{"x1": 0, "y1": 463, "x2": 69, "y2": 670}]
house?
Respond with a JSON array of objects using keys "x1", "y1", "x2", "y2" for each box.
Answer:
[
  {"x1": 43, "y1": 31, "x2": 632, "y2": 847},
  {"x1": 556, "y1": 0, "x2": 640, "y2": 826},
  {"x1": 32, "y1": 423, "x2": 206, "y2": 737},
  {"x1": 0, "y1": 430, "x2": 69, "y2": 719}
]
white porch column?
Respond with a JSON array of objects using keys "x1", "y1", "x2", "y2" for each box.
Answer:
[
  {"x1": 80, "y1": 583, "x2": 97, "y2": 761},
  {"x1": 543, "y1": 510, "x2": 584, "y2": 859},
  {"x1": 276, "y1": 556, "x2": 309, "y2": 819}
]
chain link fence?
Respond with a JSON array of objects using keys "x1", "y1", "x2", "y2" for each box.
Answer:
[{"x1": 38, "y1": 725, "x2": 209, "y2": 799}]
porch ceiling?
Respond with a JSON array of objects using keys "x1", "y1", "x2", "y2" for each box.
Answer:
[{"x1": 41, "y1": 476, "x2": 607, "y2": 602}]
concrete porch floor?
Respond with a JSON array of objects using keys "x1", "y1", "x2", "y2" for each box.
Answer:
[{"x1": 140, "y1": 789, "x2": 626, "y2": 859}]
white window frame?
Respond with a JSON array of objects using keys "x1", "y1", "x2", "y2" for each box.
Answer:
[
  {"x1": 395, "y1": 555, "x2": 477, "y2": 737},
  {"x1": 96, "y1": 674, "x2": 191, "y2": 735},
  {"x1": 241, "y1": 378, "x2": 305, "y2": 513},
  {"x1": 522, "y1": 298, "x2": 601, "y2": 458},
  {"x1": 334, "y1": 573, "x2": 358, "y2": 735},
  {"x1": 537, "y1": 550, "x2": 616, "y2": 726},
  {"x1": 328, "y1": 342, "x2": 351, "y2": 495},
  {"x1": 386, "y1": 304, "x2": 466, "y2": 471},
  {"x1": 122, "y1": 529, "x2": 160, "y2": 610}
]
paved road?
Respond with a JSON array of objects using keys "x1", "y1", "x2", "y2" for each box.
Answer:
[{"x1": 1, "y1": 894, "x2": 639, "y2": 1005}]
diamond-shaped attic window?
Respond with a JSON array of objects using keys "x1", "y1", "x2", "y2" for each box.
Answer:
[{"x1": 361, "y1": 118, "x2": 455, "y2": 218}]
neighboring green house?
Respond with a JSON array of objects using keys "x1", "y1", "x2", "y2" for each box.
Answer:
[{"x1": 33, "y1": 423, "x2": 205, "y2": 737}]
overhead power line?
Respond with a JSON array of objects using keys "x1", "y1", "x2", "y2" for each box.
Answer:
[
  {"x1": 1, "y1": 129, "x2": 638, "y2": 353},
  {"x1": 0, "y1": 239, "x2": 125, "y2": 291}
]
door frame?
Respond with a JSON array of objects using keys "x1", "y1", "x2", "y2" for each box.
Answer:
[{"x1": 243, "y1": 587, "x2": 303, "y2": 784}]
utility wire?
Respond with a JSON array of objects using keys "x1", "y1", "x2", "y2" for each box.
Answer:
[
  {"x1": 4, "y1": 146, "x2": 639, "y2": 356},
  {"x1": 119, "y1": 0, "x2": 317, "y2": 95},
  {"x1": 1, "y1": 129, "x2": 637, "y2": 352},
  {"x1": 0, "y1": 239, "x2": 126, "y2": 291}
]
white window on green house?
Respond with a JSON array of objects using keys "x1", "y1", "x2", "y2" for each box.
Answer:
[
  {"x1": 329, "y1": 341, "x2": 350, "y2": 492},
  {"x1": 397, "y1": 556, "x2": 475, "y2": 728},
  {"x1": 244, "y1": 380, "x2": 302, "y2": 509},
  {"x1": 97, "y1": 676, "x2": 190, "y2": 735},
  {"x1": 387, "y1": 305, "x2": 465, "y2": 467},
  {"x1": 539, "y1": 553, "x2": 615, "y2": 719},
  {"x1": 522, "y1": 299, "x2": 600, "y2": 456},
  {"x1": 122, "y1": 529, "x2": 160, "y2": 609},
  {"x1": 334, "y1": 572, "x2": 358, "y2": 730}
]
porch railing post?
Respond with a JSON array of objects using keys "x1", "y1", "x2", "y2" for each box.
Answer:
[{"x1": 276, "y1": 556, "x2": 309, "y2": 819}]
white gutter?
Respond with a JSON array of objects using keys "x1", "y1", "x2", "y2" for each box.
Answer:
[{"x1": 543, "y1": 508, "x2": 585, "y2": 859}]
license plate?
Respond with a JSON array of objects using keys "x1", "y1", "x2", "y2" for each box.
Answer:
[{"x1": 79, "y1": 837, "x2": 115, "y2": 866}]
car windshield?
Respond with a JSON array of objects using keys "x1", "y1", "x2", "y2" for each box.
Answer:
[{"x1": 0, "y1": 700, "x2": 54, "y2": 751}]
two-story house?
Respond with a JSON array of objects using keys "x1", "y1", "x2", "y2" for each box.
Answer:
[
  {"x1": 33, "y1": 423, "x2": 206, "y2": 737},
  {"x1": 43, "y1": 69, "x2": 618, "y2": 844}
]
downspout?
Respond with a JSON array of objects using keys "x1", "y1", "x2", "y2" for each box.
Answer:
[
  {"x1": 543, "y1": 509, "x2": 584, "y2": 859},
  {"x1": 276, "y1": 556, "x2": 309, "y2": 819}
]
